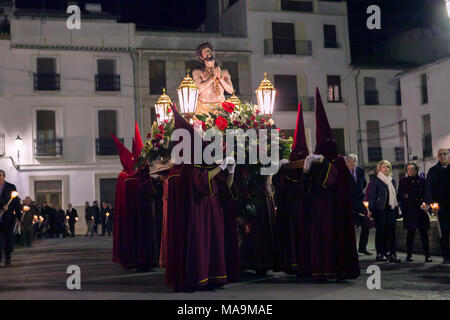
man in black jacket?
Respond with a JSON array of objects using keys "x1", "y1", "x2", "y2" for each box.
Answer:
[
  {"x1": 92, "y1": 200, "x2": 100, "y2": 234},
  {"x1": 426, "y1": 148, "x2": 450, "y2": 263},
  {"x1": 66, "y1": 203, "x2": 78, "y2": 237},
  {"x1": 346, "y1": 154, "x2": 370, "y2": 255},
  {"x1": 0, "y1": 170, "x2": 22, "y2": 266}
]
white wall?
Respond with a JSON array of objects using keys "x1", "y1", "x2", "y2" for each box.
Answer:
[{"x1": 399, "y1": 57, "x2": 450, "y2": 173}]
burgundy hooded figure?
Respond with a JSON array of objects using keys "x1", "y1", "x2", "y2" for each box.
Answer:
[
  {"x1": 111, "y1": 133, "x2": 134, "y2": 265},
  {"x1": 121, "y1": 122, "x2": 159, "y2": 271},
  {"x1": 273, "y1": 102, "x2": 310, "y2": 274},
  {"x1": 298, "y1": 88, "x2": 360, "y2": 280},
  {"x1": 164, "y1": 103, "x2": 235, "y2": 291}
]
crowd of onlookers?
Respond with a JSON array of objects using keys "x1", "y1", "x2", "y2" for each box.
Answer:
[
  {"x1": 13, "y1": 198, "x2": 114, "y2": 248},
  {"x1": 349, "y1": 148, "x2": 450, "y2": 264}
]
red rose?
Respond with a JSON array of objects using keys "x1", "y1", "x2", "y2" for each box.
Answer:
[
  {"x1": 222, "y1": 102, "x2": 235, "y2": 113},
  {"x1": 251, "y1": 115, "x2": 256, "y2": 121},
  {"x1": 260, "y1": 118, "x2": 266, "y2": 123},
  {"x1": 215, "y1": 116, "x2": 228, "y2": 130},
  {"x1": 158, "y1": 125, "x2": 165, "y2": 134},
  {"x1": 146, "y1": 133, "x2": 151, "y2": 139},
  {"x1": 253, "y1": 121, "x2": 258, "y2": 128},
  {"x1": 156, "y1": 114, "x2": 160, "y2": 118},
  {"x1": 167, "y1": 107, "x2": 172, "y2": 113},
  {"x1": 202, "y1": 121, "x2": 207, "y2": 131},
  {"x1": 233, "y1": 120, "x2": 239, "y2": 126},
  {"x1": 255, "y1": 109, "x2": 260, "y2": 115},
  {"x1": 164, "y1": 119, "x2": 169, "y2": 124},
  {"x1": 155, "y1": 133, "x2": 163, "y2": 141}
]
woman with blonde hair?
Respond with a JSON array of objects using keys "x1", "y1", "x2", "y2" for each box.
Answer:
[{"x1": 368, "y1": 160, "x2": 401, "y2": 262}]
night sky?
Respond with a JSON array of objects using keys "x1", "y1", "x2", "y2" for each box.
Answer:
[{"x1": 15, "y1": 0, "x2": 447, "y2": 60}]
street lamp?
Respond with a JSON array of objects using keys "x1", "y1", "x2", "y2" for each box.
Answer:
[
  {"x1": 14, "y1": 135, "x2": 22, "y2": 163},
  {"x1": 255, "y1": 72, "x2": 276, "y2": 116},
  {"x1": 154, "y1": 88, "x2": 173, "y2": 125},
  {"x1": 446, "y1": 0, "x2": 450, "y2": 18},
  {"x1": 177, "y1": 71, "x2": 199, "y2": 117}
]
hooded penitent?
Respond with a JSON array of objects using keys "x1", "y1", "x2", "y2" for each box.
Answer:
[
  {"x1": 111, "y1": 133, "x2": 134, "y2": 264},
  {"x1": 314, "y1": 87, "x2": 338, "y2": 161},
  {"x1": 273, "y1": 102, "x2": 309, "y2": 274},
  {"x1": 165, "y1": 103, "x2": 228, "y2": 291},
  {"x1": 297, "y1": 87, "x2": 359, "y2": 280},
  {"x1": 290, "y1": 102, "x2": 309, "y2": 161},
  {"x1": 122, "y1": 123, "x2": 159, "y2": 270}
]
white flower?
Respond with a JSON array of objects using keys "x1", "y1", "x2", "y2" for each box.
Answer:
[{"x1": 267, "y1": 118, "x2": 275, "y2": 126}]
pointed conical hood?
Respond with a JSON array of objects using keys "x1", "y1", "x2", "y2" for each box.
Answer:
[
  {"x1": 290, "y1": 101, "x2": 309, "y2": 161},
  {"x1": 314, "y1": 87, "x2": 337, "y2": 160},
  {"x1": 111, "y1": 132, "x2": 134, "y2": 173},
  {"x1": 133, "y1": 122, "x2": 144, "y2": 160}
]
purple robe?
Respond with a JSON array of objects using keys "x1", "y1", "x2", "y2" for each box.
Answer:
[
  {"x1": 299, "y1": 156, "x2": 360, "y2": 279},
  {"x1": 165, "y1": 165, "x2": 228, "y2": 291},
  {"x1": 273, "y1": 169, "x2": 305, "y2": 274},
  {"x1": 239, "y1": 176, "x2": 276, "y2": 274}
]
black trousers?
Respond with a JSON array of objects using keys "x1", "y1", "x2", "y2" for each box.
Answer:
[
  {"x1": 102, "y1": 221, "x2": 112, "y2": 236},
  {"x1": 406, "y1": 228, "x2": 430, "y2": 256},
  {"x1": 0, "y1": 227, "x2": 14, "y2": 262},
  {"x1": 22, "y1": 228, "x2": 33, "y2": 247},
  {"x1": 438, "y1": 210, "x2": 450, "y2": 259},
  {"x1": 69, "y1": 222, "x2": 75, "y2": 237},
  {"x1": 355, "y1": 214, "x2": 370, "y2": 251},
  {"x1": 375, "y1": 209, "x2": 397, "y2": 256}
]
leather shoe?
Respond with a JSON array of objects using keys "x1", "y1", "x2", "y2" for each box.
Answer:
[
  {"x1": 406, "y1": 255, "x2": 413, "y2": 262},
  {"x1": 389, "y1": 254, "x2": 401, "y2": 263},
  {"x1": 425, "y1": 256, "x2": 432, "y2": 263},
  {"x1": 359, "y1": 249, "x2": 373, "y2": 255},
  {"x1": 4, "y1": 260, "x2": 11, "y2": 266},
  {"x1": 376, "y1": 254, "x2": 388, "y2": 262}
]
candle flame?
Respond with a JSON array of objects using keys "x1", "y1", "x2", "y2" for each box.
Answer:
[
  {"x1": 363, "y1": 201, "x2": 369, "y2": 208},
  {"x1": 11, "y1": 191, "x2": 18, "y2": 198},
  {"x1": 23, "y1": 205, "x2": 30, "y2": 212}
]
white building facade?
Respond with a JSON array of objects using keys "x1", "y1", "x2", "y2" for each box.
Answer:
[
  {"x1": 398, "y1": 56, "x2": 450, "y2": 173},
  {"x1": 219, "y1": 0, "x2": 407, "y2": 177},
  {"x1": 0, "y1": 7, "x2": 136, "y2": 232}
]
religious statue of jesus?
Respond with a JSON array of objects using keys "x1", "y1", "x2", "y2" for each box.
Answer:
[{"x1": 192, "y1": 42, "x2": 234, "y2": 115}]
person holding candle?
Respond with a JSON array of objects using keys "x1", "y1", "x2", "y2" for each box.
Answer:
[
  {"x1": 397, "y1": 163, "x2": 432, "y2": 263},
  {"x1": 0, "y1": 170, "x2": 22, "y2": 266},
  {"x1": 21, "y1": 197, "x2": 36, "y2": 247},
  {"x1": 426, "y1": 148, "x2": 450, "y2": 264},
  {"x1": 84, "y1": 202, "x2": 95, "y2": 238},
  {"x1": 368, "y1": 160, "x2": 401, "y2": 263},
  {"x1": 66, "y1": 203, "x2": 78, "y2": 237}
]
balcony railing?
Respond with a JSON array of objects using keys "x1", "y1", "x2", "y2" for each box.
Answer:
[
  {"x1": 324, "y1": 41, "x2": 341, "y2": 49},
  {"x1": 364, "y1": 90, "x2": 379, "y2": 105},
  {"x1": 281, "y1": 0, "x2": 313, "y2": 12},
  {"x1": 396, "y1": 90, "x2": 401, "y2": 106},
  {"x1": 95, "y1": 74, "x2": 120, "y2": 92},
  {"x1": 96, "y1": 137, "x2": 123, "y2": 156},
  {"x1": 34, "y1": 138, "x2": 63, "y2": 157},
  {"x1": 33, "y1": 73, "x2": 60, "y2": 91},
  {"x1": 368, "y1": 147, "x2": 382, "y2": 163},
  {"x1": 264, "y1": 39, "x2": 312, "y2": 56}
]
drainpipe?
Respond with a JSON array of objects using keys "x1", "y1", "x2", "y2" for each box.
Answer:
[
  {"x1": 130, "y1": 50, "x2": 138, "y2": 134},
  {"x1": 354, "y1": 69, "x2": 365, "y2": 164}
]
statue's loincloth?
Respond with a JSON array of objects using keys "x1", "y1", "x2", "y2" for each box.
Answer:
[{"x1": 195, "y1": 101, "x2": 222, "y2": 116}]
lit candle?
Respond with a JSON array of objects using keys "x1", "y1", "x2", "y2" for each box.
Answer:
[
  {"x1": 363, "y1": 201, "x2": 369, "y2": 208},
  {"x1": 431, "y1": 203, "x2": 440, "y2": 210},
  {"x1": 75, "y1": 217, "x2": 79, "y2": 222},
  {"x1": 106, "y1": 212, "x2": 110, "y2": 217},
  {"x1": 66, "y1": 215, "x2": 70, "y2": 220},
  {"x1": 23, "y1": 205, "x2": 30, "y2": 212}
]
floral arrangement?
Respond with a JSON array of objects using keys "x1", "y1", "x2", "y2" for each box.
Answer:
[{"x1": 140, "y1": 101, "x2": 293, "y2": 223}]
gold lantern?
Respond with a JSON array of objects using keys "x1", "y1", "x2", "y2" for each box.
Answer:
[
  {"x1": 226, "y1": 90, "x2": 241, "y2": 106},
  {"x1": 177, "y1": 71, "x2": 199, "y2": 116},
  {"x1": 255, "y1": 72, "x2": 276, "y2": 116},
  {"x1": 154, "y1": 88, "x2": 173, "y2": 125}
]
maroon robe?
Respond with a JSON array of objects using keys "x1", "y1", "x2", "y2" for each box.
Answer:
[
  {"x1": 217, "y1": 171, "x2": 241, "y2": 282},
  {"x1": 165, "y1": 165, "x2": 229, "y2": 291},
  {"x1": 240, "y1": 175, "x2": 276, "y2": 274},
  {"x1": 122, "y1": 166, "x2": 159, "y2": 269},
  {"x1": 113, "y1": 170, "x2": 130, "y2": 264},
  {"x1": 273, "y1": 169, "x2": 305, "y2": 274}
]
